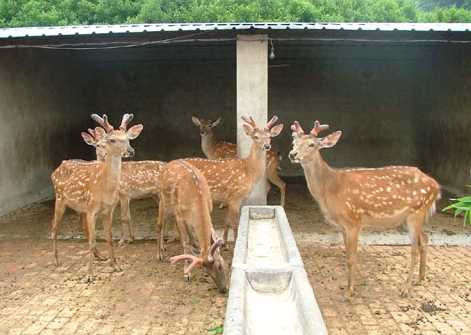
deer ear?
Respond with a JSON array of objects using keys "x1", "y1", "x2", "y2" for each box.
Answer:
[
  {"x1": 81, "y1": 132, "x2": 96, "y2": 146},
  {"x1": 270, "y1": 123, "x2": 284, "y2": 137},
  {"x1": 192, "y1": 116, "x2": 201, "y2": 127},
  {"x1": 127, "y1": 124, "x2": 143, "y2": 140},
  {"x1": 243, "y1": 123, "x2": 254, "y2": 136},
  {"x1": 211, "y1": 117, "x2": 221, "y2": 127},
  {"x1": 320, "y1": 131, "x2": 342, "y2": 148}
]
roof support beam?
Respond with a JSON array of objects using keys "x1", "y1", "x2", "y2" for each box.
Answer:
[{"x1": 237, "y1": 34, "x2": 268, "y2": 205}]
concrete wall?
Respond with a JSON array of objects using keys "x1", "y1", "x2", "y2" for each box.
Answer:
[
  {"x1": 83, "y1": 43, "x2": 471, "y2": 193},
  {"x1": 1, "y1": 40, "x2": 470, "y2": 216},
  {"x1": 0, "y1": 49, "x2": 95, "y2": 215}
]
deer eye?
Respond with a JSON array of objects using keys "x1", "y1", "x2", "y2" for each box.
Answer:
[
  {"x1": 309, "y1": 142, "x2": 315, "y2": 147},
  {"x1": 109, "y1": 139, "x2": 116, "y2": 143},
  {"x1": 253, "y1": 135, "x2": 259, "y2": 140}
]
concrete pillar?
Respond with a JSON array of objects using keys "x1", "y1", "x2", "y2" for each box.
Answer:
[{"x1": 236, "y1": 34, "x2": 268, "y2": 205}]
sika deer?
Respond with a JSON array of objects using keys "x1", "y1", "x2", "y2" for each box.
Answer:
[
  {"x1": 184, "y1": 116, "x2": 284, "y2": 244},
  {"x1": 89, "y1": 116, "x2": 165, "y2": 244},
  {"x1": 157, "y1": 160, "x2": 227, "y2": 293},
  {"x1": 51, "y1": 114, "x2": 143, "y2": 281},
  {"x1": 192, "y1": 116, "x2": 286, "y2": 206},
  {"x1": 289, "y1": 120, "x2": 440, "y2": 297}
]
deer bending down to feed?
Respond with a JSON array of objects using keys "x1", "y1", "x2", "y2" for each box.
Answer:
[
  {"x1": 86, "y1": 116, "x2": 166, "y2": 244},
  {"x1": 289, "y1": 120, "x2": 440, "y2": 298},
  {"x1": 192, "y1": 116, "x2": 286, "y2": 206},
  {"x1": 157, "y1": 159, "x2": 227, "y2": 293},
  {"x1": 51, "y1": 114, "x2": 143, "y2": 281},
  {"x1": 184, "y1": 116, "x2": 284, "y2": 244}
]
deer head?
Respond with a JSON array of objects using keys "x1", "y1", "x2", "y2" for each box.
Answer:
[
  {"x1": 81, "y1": 128, "x2": 107, "y2": 161},
  {"x1": 241, "y1": 115, "x2": 284, "y2": 152},
  {"x1": 170, "y1": 237, "x2": 227, "y2": 293},
  {"x1": 191, "y1": 116, "x2": 222, "y2": 136},
  {"x1": 289, "y1": 120, "x2": 342, "y2": 163},
  {"x1": 90, "y1": 114, "x2": 143, "y2": 158}
]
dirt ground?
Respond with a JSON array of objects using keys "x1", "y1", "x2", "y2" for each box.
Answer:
[
  {"x1": 0, "y1": 183, "x2": 471, "y2": 334},
  {"x1": 0, "y1": 184, "x2": 468, "y2": 241},
  {"x1": 301, "y1": 244, "x2": 471, "y2": 335}
]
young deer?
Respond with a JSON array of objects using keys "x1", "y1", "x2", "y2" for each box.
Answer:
[
  {"x1": 184, "y1": 116, "x2": 284, "y2": 244},
  {"x1": 88, "y1": 116, "x2": 165, "y2": 244},
  {"x1": 51, "y1": 114, "x2": 143, "y2": 281},
  {"x1": 289, "y1": 120, "x2": 440, "y2": 297},
  {"x1": 192, "y1": 116, "x2": 286, "y2": 206},
  {"x1": 157, "y1": 159, "x2": 227, "y2": 293}
]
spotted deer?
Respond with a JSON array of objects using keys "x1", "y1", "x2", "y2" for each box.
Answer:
[
  {"x1": 88, "y1": 115, "x2": 165, "y2": 244},
  {"x1": 157, "y1": 159, "x2": 227, "y2": 293},
  {"x1": 192, "y1": 116, "x2": 286, "y2": 206},
  {"x1": 184, "y1": 116, "x2": 283, "y2": 244},
  {"x1": 51, "y1": 114, "x2": 143, "y2": 281},
  {"x1": 289, "y1": 120, "x2": 440, "y2": 297}
]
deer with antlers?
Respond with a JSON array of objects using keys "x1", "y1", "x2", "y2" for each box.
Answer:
[
  {"x1": 182, "y1": 116, "x2": 283, "y2": 244},
  {"x1": 51, "y1": 114, "x2": 143, "y2": 281},
  {"x1": 192, "y1": 116, "x2": 286, "y2": 206},
  {"x1": 85, "y1": 115, "x2": 165, "y2": 244},
  {"x1": 289, "y1": 120, "x2": 440, "y2": 297},
  {"x1": 157, "y1": 159, "x2": 227, "y2": 293}
]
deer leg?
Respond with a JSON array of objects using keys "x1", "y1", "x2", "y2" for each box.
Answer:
[
  {"x1": 267, "y1": 167, "x2": 286, "y2": 207},
  {"x1": 341, "y1": 229, "x2": 364, "y2": 286},
  {"x1": 344, "y1": 226, "x2": 360, "y2": 298},
  {"x1": 104, "y1": 209, "x2": 121, "y2": 272},
  {"x1": 156, "y1": 201, "x2": 166, "y2": 261},
  {"x1": 51, "y1": 199, "x2": 66, "y2": 266},
  {"x1": 119, "y1": 196, "x2": 133, "y2": 246},
  {"x1": 418, "y1": 231, "x2": 428, "y2": 283},
  {"x1": 401, "y1": 213, "x2": 422, "y2": 297},
  {"x1": 228, "y1": 203, "x2": 241, "y2": 246},
  {"x1": 86, "y1": 212, "x2": 97, "y2": 283},
  {"x1": 80, "y1": 214, "x2": 106, "y2": 261},
  {"x1": 175, "y1": 215, "x2": 192, "y2": 282}
]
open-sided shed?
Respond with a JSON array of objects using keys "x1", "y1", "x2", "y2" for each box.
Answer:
[{"x1": 0, "y1": 22, "x2": 470, "y2": 215}]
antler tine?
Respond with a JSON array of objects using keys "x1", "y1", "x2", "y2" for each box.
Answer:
[
  {"x1": 87, "y1": 128, "x2": 96, "y2": 138},
  {"x1": 120, "y1": 113, "x2": 134, "y2": 131},
  {"x1": 208, "y1": 238, "x2": 224, "y2": 262},
  {"x1": 266, "y1": 115, "x2": 279, "y2": 129},
  {"x1": 91, "y1": 114, "x2": 113, "y2": 132},
  {"x1": 291, "y1": 120, "x2": 304, "y2": 134},
  {"x1": 241, "y1": 115, "x2": 256, "y2": 127},
  {"x1": 170, "y1": 254, "x2": 203, "y2": 274},
  {"x1": 311, "y1": 120, "x2": 330, "y2": 137}
]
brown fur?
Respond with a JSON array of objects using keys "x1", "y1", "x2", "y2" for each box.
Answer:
[
  {"x1": 192, "y1": 116, "x2": 286, "y2": 206},
  {"x1": 290, "y1": 120, "x2": 440, "y2": 298},
  {"x1": 50, "y1": 114, "x2": 143, "y2": 281},
  {"x1": 157, "y1": 160, "x2": 227, "y2": 293},
  {"x1": 185, "y1": 116, "x2": 283, "y2": 244}
]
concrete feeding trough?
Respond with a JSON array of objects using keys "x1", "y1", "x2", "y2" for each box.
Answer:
[{"x1": 224, "y1": 206, "x2": 327, "y2": 335}]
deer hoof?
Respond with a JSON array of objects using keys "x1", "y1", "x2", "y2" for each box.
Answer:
[
  {"x1": 157, "y1": 253, "x2": 165, "y2": 262},
  {"x1": 400, "y1": 286, "x2": 411, "y2": 297},
  {"x1": 85, "y1": 275, "x2": 95, "y2": 284},
  {"x1": 111, "y1": 262, "x2": 123, "y2": 272},
  {"x1": 184, "y1": 274, "x2": 191, "y2": 282},
  {"x1": 93, "y1": 251, "x2": 108, "y2": 262}
]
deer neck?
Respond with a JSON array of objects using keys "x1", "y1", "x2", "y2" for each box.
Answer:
[
  {"x1": 245, "y1": 142, "x2": 266, "y2": 182},
  {"x1": 100, "y1": 154, "x2": 122, "y2": 194},
  {"x1": 201, "y1": 131, "x2": 217, "y2": 158},
  {"x1": 301, "y1": 151, "x2": 337, "y2": 204}
]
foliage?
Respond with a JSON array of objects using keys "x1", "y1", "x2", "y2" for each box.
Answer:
[
  {"x1": 443, "y1": 195, "x2": 471, "y2": 225},
  {"x1": 208, "y1": 324, "x2": 224, "y2": 335},
  {"x1": 1, "y1": 0, "x2": 471, "y2": 27}
]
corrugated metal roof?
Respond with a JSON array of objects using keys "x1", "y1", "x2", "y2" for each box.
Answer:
[{"x1": 0, "y1": 22, "x2": 470, "y2": 39}]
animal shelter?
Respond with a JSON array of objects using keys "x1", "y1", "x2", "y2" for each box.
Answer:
[{"x1": 0, "y1": 22, "x2": 470, "y2": 215}]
